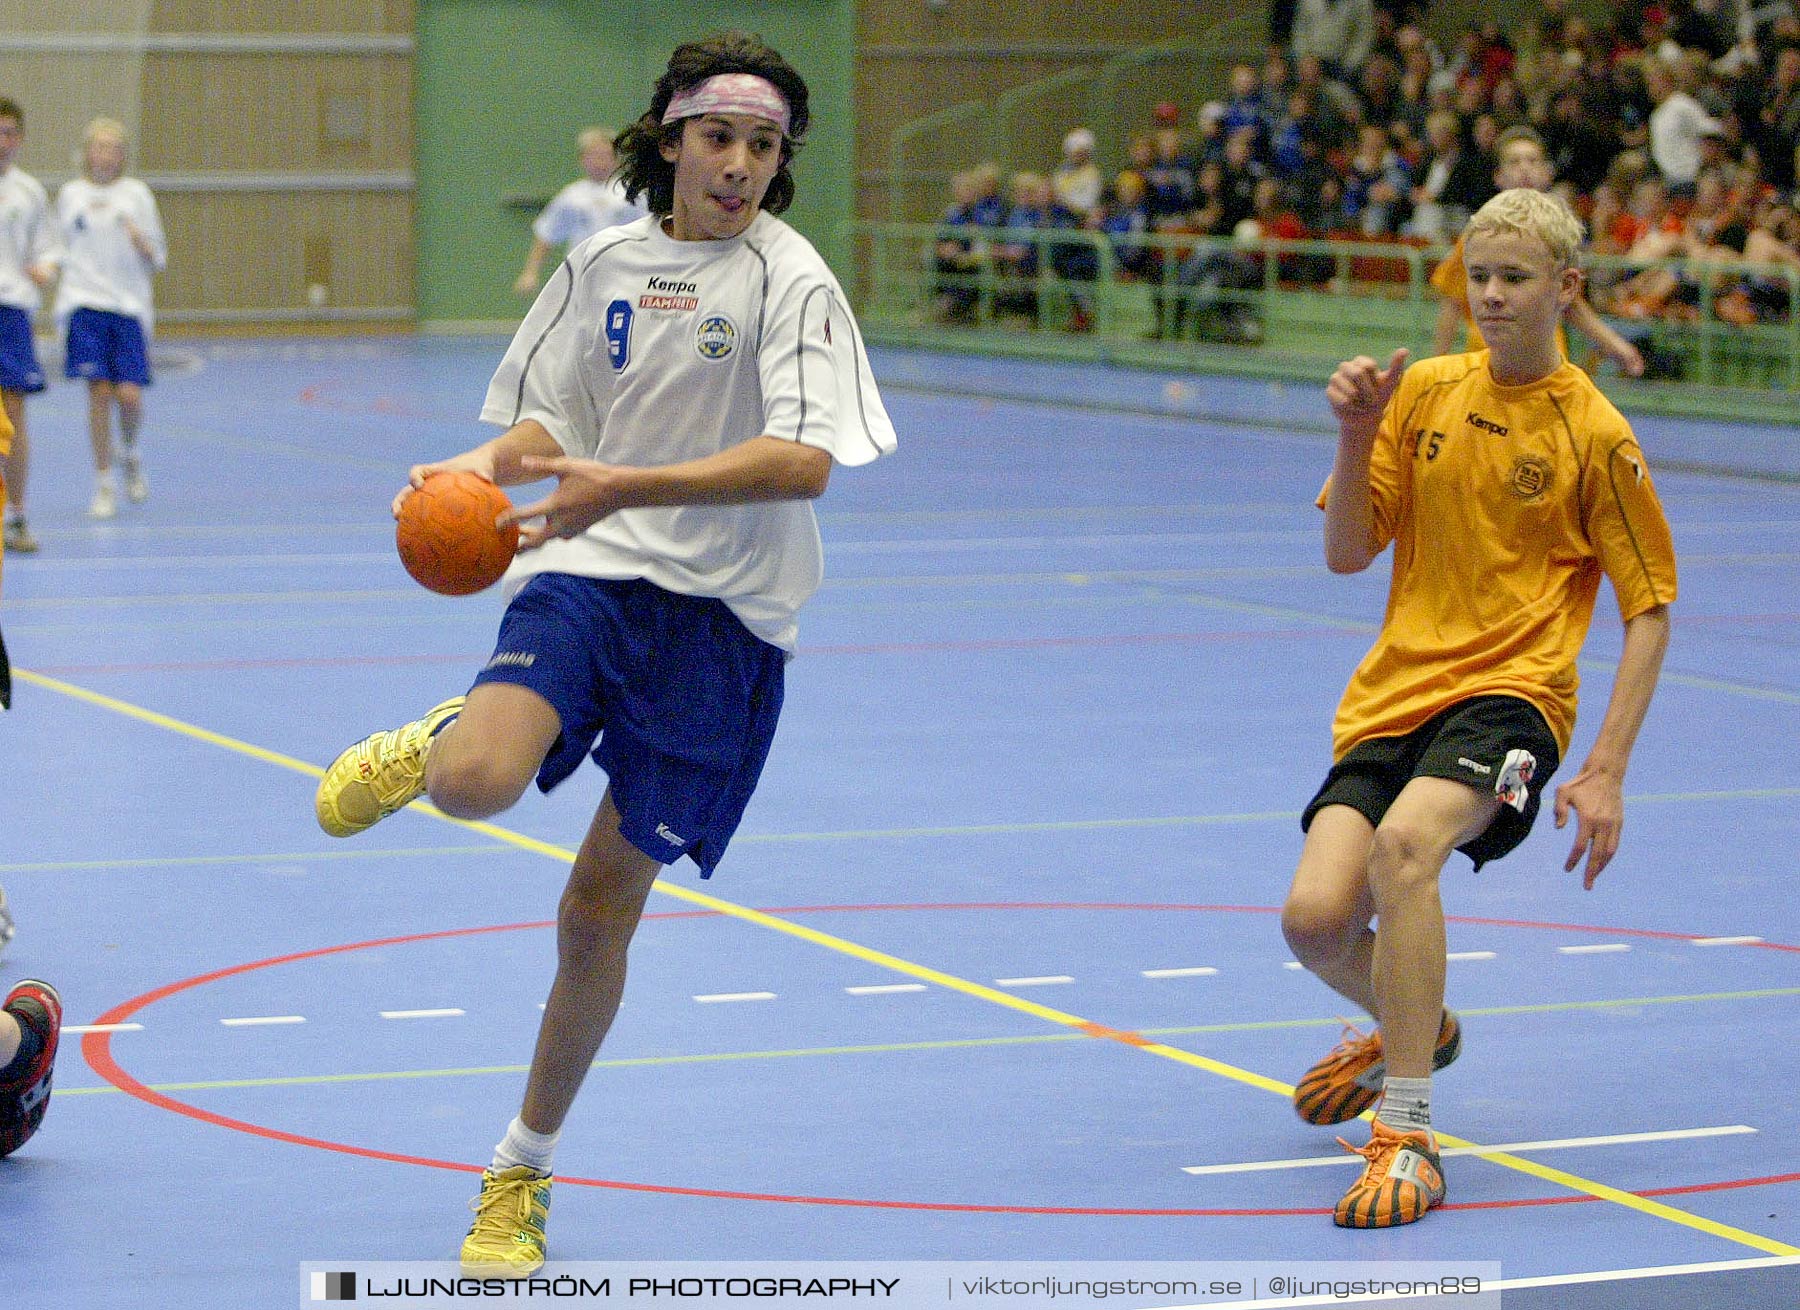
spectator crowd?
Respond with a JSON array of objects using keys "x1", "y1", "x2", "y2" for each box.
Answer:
[{"x1": 929, "y1": 0, "x2": 1800, "y2": 342}]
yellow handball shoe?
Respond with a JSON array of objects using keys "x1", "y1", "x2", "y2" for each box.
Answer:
[
  {"x1": 461, "y1": 1166, "x2": 552, "y2": 1277},
  {"x1": 314, "y1": 697, "x2": 464, "y2": 837}
]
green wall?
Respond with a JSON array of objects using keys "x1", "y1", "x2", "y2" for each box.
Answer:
[{"x1": 416, "y1": 0, "x2": 856, "y2": 324}]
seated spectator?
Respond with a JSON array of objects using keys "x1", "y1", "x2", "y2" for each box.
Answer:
[
  {"x1": 1293, "y1": 53, "x2": 1362, "y2": 144},
  {"x1": 1219, "y1": 125, "x2": 1267, "y2": 232},
  {"x1": 990, "y1": 171, "x2": 1051, "y2": 323},
  {"x1": 1270, "y1": 91, "x2": 1324, "y2": 179},
  {"x1": 968, "y1": 162, "x2": 1006, "y2": 228},
  {"x1": 1052, "y1": 127, "x2": 1103, "y2": 223},
  {"x1": 930, "y1": 170, "x2": 984, "y2": 324},
  {"x1": 1406, "y1": 109, "x2": 1480, "y2": 240},
  {"x1": 1144, "y1": 127, "x2": 1199, "y2": 224},
  {"x1": 1222, "y1": 63, "x2": 1270, "y2": 148},
  {"x1": 1644, "y1": 54, "x2": 1721, "y2": 194},
  {"x1": 1101, "y1": 173, "x2": 1154, "y2": 280},
  {"x1": 1045, "y1": 187, "x2": 1104, "y2": 331},
  {"x1": 1339, "y1": 122, "x2": 1412, "y2": 234}
]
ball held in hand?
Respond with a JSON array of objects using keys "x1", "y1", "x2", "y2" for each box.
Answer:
[{"x1": 395, "y1": 471, "x2": 520, "y2": 596}]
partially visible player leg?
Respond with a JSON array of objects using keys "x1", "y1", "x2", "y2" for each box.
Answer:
[
  {"x1": 1, "y1": 390, "x2": 35, "y2": 553},
  {"x1": 315, "y1": 682, "x2": 557, "y2": 837},
  {"x1": 1335, "y1": 775, "x2": 1497, "y2": 1228},
  {"x1": 0, "y1": 978, "x2": 61, "y2": 1157},
  {"x1": 1366, "y1": 776, "x2": 1496, "y2": 1081},
  {"x1": 462, "y1": 789, "x2": 663, "y2": 1277},
  {"x1": 116, "y1": 381, "x2": 146, "y2": 502},
  {"x1": 86, "y1": 380, "x2": 117, "y2": 518}
]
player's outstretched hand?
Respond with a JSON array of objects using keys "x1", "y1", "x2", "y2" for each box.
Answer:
[
  {"x1": 1326, "y1": 348, "x2": 1408, "y2": 435},
  {"x1": 1553, "y1": 764, "x2": 1625, "y2": 890},
  {"x1": 391, "y1": 453, "x2": 500, "y2": 519},
  {"x1": 502, "y1": 454, "x2": 637, "y2": 550}
]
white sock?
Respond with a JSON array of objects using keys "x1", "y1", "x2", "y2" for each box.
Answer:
[
  {"x1": 1377, "y1": 1076, "x2": 1434, "y2": 1137},
  {"x1": 492, "y1": 1116, "x2": 559, "y2": 1175}
]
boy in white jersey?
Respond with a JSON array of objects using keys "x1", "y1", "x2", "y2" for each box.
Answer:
[
  {"x1": 314, "y1": 32, "x2": 896, "y2": 1273},
  {"x1": 512, "y1": 127, "x2": 647, "y2": 296},
  {"x1": 0, "y1": 98, "x2": 57, "y2": 553},
  {"x1": 54, "y1": 118, "x2": 166, "y2": 519},
  {"x1": 1282, "y1": 188, "x2": 1675, "y2": 1228}
]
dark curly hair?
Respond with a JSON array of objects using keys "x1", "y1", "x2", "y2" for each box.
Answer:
[{"x1": 615, "y1": 31, "x2": 810, "y2": 218}]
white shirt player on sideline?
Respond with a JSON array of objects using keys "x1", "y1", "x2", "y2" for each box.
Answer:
[
  {"x1": 0, "y1": 163, "x2": 56, "y2": 318},
  {"x1": 54, "y1": 172, "x2": 165, "y2": 333},
  {"x1": 513, "y1": 128, "x2": 647, "y2": 296},
  {"x1": 488, "y1": 207, "x2": 893, "y2": 650}
]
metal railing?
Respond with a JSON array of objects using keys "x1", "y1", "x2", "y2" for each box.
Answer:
[{"x1": 850, "y1": 220, "x2": 1800, "y2": 393}]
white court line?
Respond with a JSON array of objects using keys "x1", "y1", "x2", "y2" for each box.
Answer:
[
  {"x1": 219, "y1": 1015, "x2": 306, "y2": 1027},
  {"x1": 1180, "y1": 1125, "x2": 1756, "y2": 1175},
  {"x1": 378, "y1": 1008, "x2": 465, "y2": 1020},
  {"x1": 62, "y1": 1023, "x2": 143, "y2": 1035},
  {"x1": 1143, "y1": 967, "x2": 1219, "y2": 978},
  {"x1": 693, "y1": 992, "x2": 777, "y2": 1004},
  {"x1": 1695, "y1": 935, "x2": 1764, "y2": 946},
  {"x1": 1282, "y1": 961, "x2": 1305, "y2": 970},
  {"x1": 994, "y1": 975, "x2": 1074, "y2": 987},
  {"x1": 1560, "y1": 943, "x2": 1632, "y2": 954},
  {"x1": 845, "y1": 984, "x2": 928, "y2": 995},
  {"x1": 1159, "y1": 1255, "x2": 1800, "y2": 1308},
  {"x1": 1447, "y1": 951, "x2": 1497, "y2": 961}
]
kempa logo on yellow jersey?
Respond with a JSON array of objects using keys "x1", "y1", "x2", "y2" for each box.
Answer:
[{"x1": 1465, "y1": 411, "x2": 1508, "y2": 436}]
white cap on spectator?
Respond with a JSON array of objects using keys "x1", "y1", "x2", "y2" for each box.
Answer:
[
  {"x1": 1200, "y1": 100, "x2": 1228, "y2": 128},
  {"x1": 1063, "y1": 127, "x2": 1095, "y2": 156}
]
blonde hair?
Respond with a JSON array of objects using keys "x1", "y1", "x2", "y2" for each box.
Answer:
[
  {"x1": 577, "y1": 126, "x2": 616, "y2": 152},
  {"x1": 1464, "y1": 187, "x2": 1585, "y2": 269},
  {"x1": 83, "y1": 116, "x2": 127, "y2": 148}
]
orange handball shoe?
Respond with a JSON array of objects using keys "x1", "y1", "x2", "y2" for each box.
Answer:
[
  {"x1": 1333, "y1": 1118, "x2": 1446, "y2": 1229},
  {"x1": 1293, "y1": 1011, "x2": 1461, "y2": 1125}
]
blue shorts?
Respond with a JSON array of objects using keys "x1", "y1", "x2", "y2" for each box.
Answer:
[
  {"x1": 472, "y1": 573, "x2": 786, "y2": 877},
  {"x1": 65, "y1": 307, "x2": 151, "y2": 386},
  {"x1": 0, "y1": 307, "x2": 45, "y2": 393}
]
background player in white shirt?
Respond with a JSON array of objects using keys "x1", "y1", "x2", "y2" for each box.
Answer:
[
  {"x1": 314, "y1": 31, "x2": 896, "y2": 1274},
  {"x1": 511, "y1": 127, "x2": 647, "y2": 296},
  {"x1": 54, "y1": 118, "x2": 166, "y2": 520},
  {"x1": 0, "y1": 98, "x2": 57, "y2": 553}
]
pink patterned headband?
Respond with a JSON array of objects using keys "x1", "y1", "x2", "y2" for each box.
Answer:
[{"x1": 662, "y1": 73, "x2": 792, "y2": 138}]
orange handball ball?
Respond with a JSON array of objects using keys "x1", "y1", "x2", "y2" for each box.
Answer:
[{"x1": 395, "y1": 471, "x2": 520, "y2": 596}]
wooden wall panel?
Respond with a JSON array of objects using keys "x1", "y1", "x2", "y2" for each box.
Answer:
[
  {"x1": 138, "y1": 54, "x2": 413, "y2": 171},
  {"x1": 156, "y1": 191, "x2": 413, "y2": 314},
  {"x1": 147, "y1": 0, "x2": 414, "y2": 36}
]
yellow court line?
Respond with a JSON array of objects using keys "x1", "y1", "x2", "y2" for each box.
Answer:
[{"x1": 24, "y1": 668, "x2": 1800, "y2": 1256}]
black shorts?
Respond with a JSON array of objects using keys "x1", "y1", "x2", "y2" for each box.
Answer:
[{"x1": 1301, "y1": 695, "x2": 1561, "y2": 870}]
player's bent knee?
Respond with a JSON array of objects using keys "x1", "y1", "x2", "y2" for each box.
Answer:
[
  {"x1": 426, "y1": 754, "x2": 534, "y2": 820},
  {"x1": 1366, "y1": 822, "x2": 1448, "y2": 896},
  {"x1": 1281, "y1": 896, "x2": 1360, "y2": 962}
]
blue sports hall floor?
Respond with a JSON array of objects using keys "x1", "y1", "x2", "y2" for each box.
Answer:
[{"x1": 1, "y1": 337, "x2": 1797, "y2": 1308}]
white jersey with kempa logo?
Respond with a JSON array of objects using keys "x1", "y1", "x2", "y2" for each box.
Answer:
[{"x1": 481, "y1": 210, "x2": 897, "y2": 651}]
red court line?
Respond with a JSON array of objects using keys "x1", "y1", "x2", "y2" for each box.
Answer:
[{"x1": 80, "y1": 904, "x2": 1800, "y2": 1215}]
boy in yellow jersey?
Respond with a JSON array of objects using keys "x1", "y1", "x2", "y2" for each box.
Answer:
[
  {"x1": 1281, "y1": 187, "x2": 1677, "y2": 1228},
  {"x1": 1430, "y1": 127, "x2": 1645, "y2": 379}
]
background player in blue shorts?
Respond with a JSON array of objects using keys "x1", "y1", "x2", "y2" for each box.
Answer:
[
  {"x1": 54, "y1": 118, "x2": 165, "y2": 520},
  {"x1": 314, "y1": 31, "x2": 896, "y2": 1275},
  {"x1": 0, "y1": 97, "x2": 57, "y2": 554}
]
